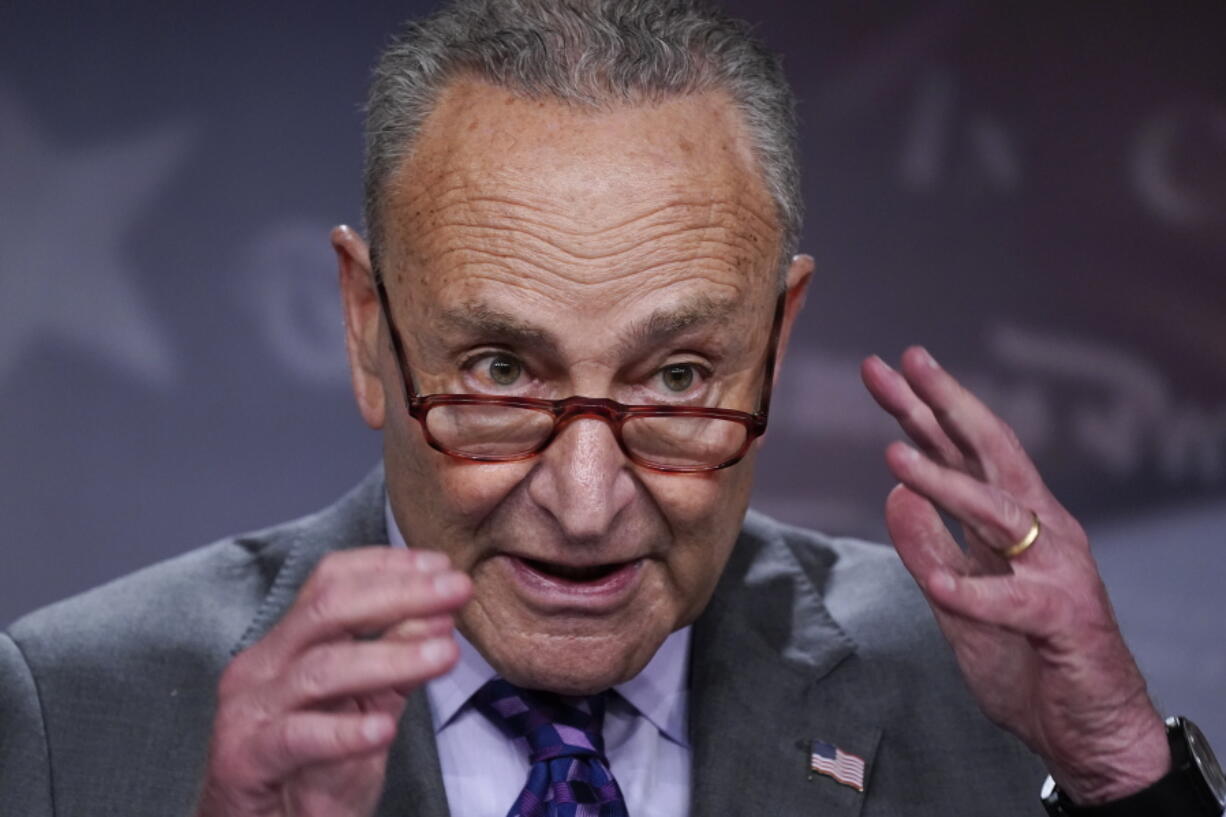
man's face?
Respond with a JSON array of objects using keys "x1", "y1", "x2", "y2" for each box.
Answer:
[{"x1": 339, "y1": 79, "x2": 809, "y2": 695}]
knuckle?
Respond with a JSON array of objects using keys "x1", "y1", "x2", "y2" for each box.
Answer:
[
  {"x1": 992, "y1": 491, "x2": 1025, "y2": 534},
  {"x1": 293, "y1": 655, "x2": 334, "y2": 700},
  {"x1": 270, "y1": 718, "x2": 300, "y2": 764},
  {"x1": 1002, "y1": 580, "x2": 1030, "y2": 611},
  {"x1": 311, "y1": 553, "x2": 344, "y2": 586},
  {"x1": 902, "y1": 404, "x2": 931, "y2": 433},
  {"x1": 305, "y1": 586, "x2": 342, "y2": 627}
]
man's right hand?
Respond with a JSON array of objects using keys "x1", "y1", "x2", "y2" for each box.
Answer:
[{"x1": 195, "y1": 547, "x2": 472, "y2": 817}]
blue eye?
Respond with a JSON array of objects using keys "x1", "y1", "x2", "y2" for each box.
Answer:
[{"x1": 659, "y1": 363, "x2": 696, "y2": 392}]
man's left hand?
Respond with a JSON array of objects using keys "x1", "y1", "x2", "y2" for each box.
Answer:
[{"x1": 862, "y1": 347, "x2": 1169, "y2": 806}]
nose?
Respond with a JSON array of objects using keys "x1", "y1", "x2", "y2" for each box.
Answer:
[{"x1": 525, "y1": 416, "x2": 637, "y2": 542}]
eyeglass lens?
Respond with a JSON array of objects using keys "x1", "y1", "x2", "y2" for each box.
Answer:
[{"x1": 424, "y1": 404, "x2": 749, "y2": 468}]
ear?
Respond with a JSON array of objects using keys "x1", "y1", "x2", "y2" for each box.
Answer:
[
  {"x1": 772, "y1": 253, "x2": 815, "y2": 386},
  {"x1": 332, "y1": 225, "x2": 385, "y2": 430}
]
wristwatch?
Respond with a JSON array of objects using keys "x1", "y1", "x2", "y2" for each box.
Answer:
[{"x1": 1041, "y1": 717, "x2": 1226, "y2": 816}]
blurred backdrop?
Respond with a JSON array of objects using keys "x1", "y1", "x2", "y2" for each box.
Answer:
[{"x1": 2, "y1": 1, "x2": 1223, "y2": 743}]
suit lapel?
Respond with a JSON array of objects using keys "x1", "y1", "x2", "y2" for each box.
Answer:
[
  {"x1": 376, "y1": 689, "x2": 452, "y2": 817},
  {"x1": 228, "y1": 466, "x2": 452, "y2": 817},
  {"x1": 689, "y1": 513, "x2": 881, "y2": 817}
]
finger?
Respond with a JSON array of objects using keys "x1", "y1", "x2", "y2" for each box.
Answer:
[
  {"x1": 924, "y1": 571, "x2": 1073, "y2": 642},
  {"x1": 248, "y1": 711, "x2": 397, "y2": 780},
  {"x1": 884, "y1": 483, "x2": 967, "y2": 583},
  {"x1": 382, "y1": 615, "x2": 456, "y2": 694},
  {"x1": 862, "y1": 355, "x2": 966, "y2": 468},
  {"x1": 359, "y1": 688, "x2": 410, "y2": 716},
  {"x1": 898, "y1": 346, "x2": 1044, "y2": 493},
  {"x1": 271, "y1": 637, "x2": 459, "y2": 711},
  {"x1": 383, "y1": 614, "x2": 455, "y2": 642},
  {"x1": 265, "y1": 554, "x2": 472, "y2": 661},
  {"x1": 886, "y1": 442, "x2": 1045, "y2": 564}
]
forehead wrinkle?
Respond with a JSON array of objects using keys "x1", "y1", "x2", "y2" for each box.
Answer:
[
  {"x1": 409, "y1": 207, "x2": 772, "y2": 295},
  {"x1": 392, "y1": 178, "x2": 777, "y2": 283},
  {"x1": 415, "y1": 191, "x2": 771, "y2": 260}
]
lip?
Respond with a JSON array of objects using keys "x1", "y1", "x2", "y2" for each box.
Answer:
[{"x1": 499, "y1": 554, "x2": 645, "y2": 613}]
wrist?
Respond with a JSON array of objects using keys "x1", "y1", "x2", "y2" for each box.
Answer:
[
  {"x1": 1041, "y1": 716, "x2": 1226, "y2": 817},
  {"x1": 1050, "y1": 710, "x2": 1170, "y2": 805}
]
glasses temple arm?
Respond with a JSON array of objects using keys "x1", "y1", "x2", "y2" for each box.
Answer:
[
  {"x1": 373, "y1": 273, "x2": 425, "y2": 412},
  {"x1": 754, "y1": 291, "x2": 787, "y2": 426}
]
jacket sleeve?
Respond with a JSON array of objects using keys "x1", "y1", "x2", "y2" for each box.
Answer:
[{"x1": 0, "y1": 630, "x2": 54, "y2": 816}]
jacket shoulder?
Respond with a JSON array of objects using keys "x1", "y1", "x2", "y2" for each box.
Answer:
[
  {"x1": 6, "y1": 465, "x2": 387, "y2": 671},
  {"x1": 10, "y1": 533, "x2": 275, "y2": 674},
  {"x1": 0, "y1": 468, "x2": 387, "y2": 817}
]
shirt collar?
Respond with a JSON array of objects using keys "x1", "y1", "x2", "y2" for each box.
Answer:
[{"x1": 385, "y1": 497, "x2": 691, "y2": 748}]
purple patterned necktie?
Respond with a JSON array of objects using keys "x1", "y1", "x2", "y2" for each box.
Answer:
[{"x1": 472, "y1": 677, "x2": 630, "y2": 817}]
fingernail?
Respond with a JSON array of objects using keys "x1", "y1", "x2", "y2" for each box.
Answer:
[
  {"x1": 420, "y1": 637, "x2": 451, "y2": 664},
  {"x1": 871, "y1": 354, "x2": 895, "y2": 372},
  {"x1": 919, "y1": 348, "x2": 939, "y2": 369},
  {"x1": 898, "y1": 443, "x2": 920, "y2": 461},
  {"x1": 932, "y1": 571, "x2": 956, "y2": 592},
  {"x1": 413, "y1": 549, "x2": 449, "y2": 570},
  {"x1": 433, "y1": 571, "x2": 466, "y2": 596}
]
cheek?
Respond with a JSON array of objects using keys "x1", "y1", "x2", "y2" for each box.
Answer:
[
  {"x1": 433, "y1": 460, "x2": 532, "y2": 520},
  {"x1": 639, "y1": 456, "x2": 755, "y2": 529},
  {"x1": 384, "y1": 409, "x2": 531, "y2": 559},
  {"x1": 640, "y1": 457, "x2": 756, "y2": 605}
]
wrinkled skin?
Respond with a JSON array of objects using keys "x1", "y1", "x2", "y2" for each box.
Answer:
[
  {"x1": 197, "y1": 81, "x2": 811, "y2": 817},
  {"x1": 195, "y1": 79, "x2": 1168, "y2": 817},
  {"x1": 863, "y1": 350, "x2": 1168, "y2": 803}
]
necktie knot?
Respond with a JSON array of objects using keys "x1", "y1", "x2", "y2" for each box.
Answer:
[{"x1": 472, "y1": 677, "x2": 608, "y2": 764}]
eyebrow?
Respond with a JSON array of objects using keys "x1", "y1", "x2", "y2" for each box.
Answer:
[
  {"x1": 436, "y1": 294, "x2": 740, "y2": 358},
  {"x1": 615, "y1": 295, "x2": 739, "y2": 356},
  {"x1": 438, "y1": 303, "x2": 560, "y2": 355}
]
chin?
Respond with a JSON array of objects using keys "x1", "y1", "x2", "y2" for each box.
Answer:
[{"x1": 468, "y1": 614, "x2": 670, "y2": 696}]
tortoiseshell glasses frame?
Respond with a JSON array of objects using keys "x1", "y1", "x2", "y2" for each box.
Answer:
[{"x1": 375, "y1": 277, "x2": 784, "y2": 473}]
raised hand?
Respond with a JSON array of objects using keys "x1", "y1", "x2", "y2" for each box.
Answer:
[
  {"x1": 195, "y1": 547, "x2": 471, "y2": 817},
  {"x1": 862, "y1": 347, "x2": 1169, "y2": 806}
]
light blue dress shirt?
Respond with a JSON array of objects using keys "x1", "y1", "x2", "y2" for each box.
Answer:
[{"x1": 386, "y1": 502, "x2": 693, "y2": 817}]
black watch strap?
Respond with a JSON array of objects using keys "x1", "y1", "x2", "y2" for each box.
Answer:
[{"x1": 1040, "y1": 717, "x2": 1226, "y2": 817}]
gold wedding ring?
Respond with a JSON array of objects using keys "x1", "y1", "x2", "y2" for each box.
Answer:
[{"x1": 1002, "y1": 511, "x2": 1041, "y2": 560}]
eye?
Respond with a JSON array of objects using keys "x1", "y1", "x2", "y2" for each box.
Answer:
[
  {"x1": 658, "y1": 363, "x2": 696, "y2": 393},
  {"x1": 486, "y1": 354, "x2": 523, "y2": 386}
]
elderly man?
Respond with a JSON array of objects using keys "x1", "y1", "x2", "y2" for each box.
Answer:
[{"x1": 2, "y1": 2, "x2": 1223, "y2": 817}]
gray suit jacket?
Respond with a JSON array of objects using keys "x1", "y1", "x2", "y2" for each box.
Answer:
[{"x1": 1, "y1": 467, "x2": 1046, "y2": 816}]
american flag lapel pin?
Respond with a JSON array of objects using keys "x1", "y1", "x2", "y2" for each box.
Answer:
[{"x1": 807, "y1": 738, "x2": 866, "y2": 792}]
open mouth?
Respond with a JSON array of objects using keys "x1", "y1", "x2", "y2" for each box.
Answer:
[
  {"x1": 504, "y1": 554, "x2": 646, "y2": 606},
  {"x1": 521, "y1": 558, "x2": 631, "y2": 582}
]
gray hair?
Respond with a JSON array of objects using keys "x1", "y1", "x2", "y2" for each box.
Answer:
[{"x1": 364, "y1": 0, "x2": 801, "y2": 280}]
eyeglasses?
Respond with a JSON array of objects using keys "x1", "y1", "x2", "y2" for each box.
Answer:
[{"x1": 375, "y1": 279, "x2": 783, "y2": 473}]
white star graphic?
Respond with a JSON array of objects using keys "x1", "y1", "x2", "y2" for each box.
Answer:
[{"x1": 0, "y1": 83, "x2": 193, "y2": 387}]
